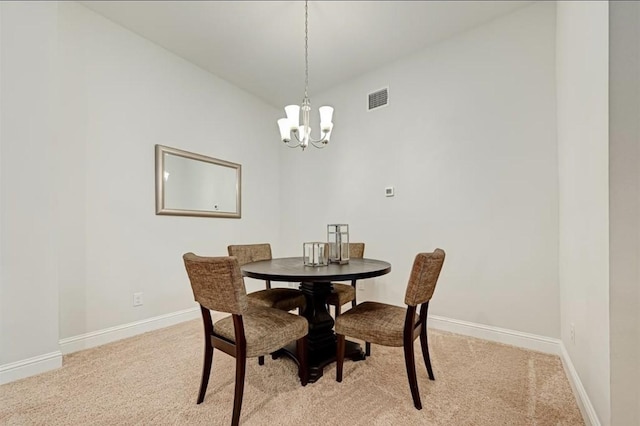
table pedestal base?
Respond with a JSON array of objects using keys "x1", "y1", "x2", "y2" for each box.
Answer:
[
  {"x1": 276, "y1": 339, "x2": 365, "y2": 383},
  {"x1": 272, "y1": 281, "x2": 367, "y2": 383}
]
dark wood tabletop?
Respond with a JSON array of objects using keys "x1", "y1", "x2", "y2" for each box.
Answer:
[{"x1": 241, "y1": 257, "x2": 391, "y2": 282}]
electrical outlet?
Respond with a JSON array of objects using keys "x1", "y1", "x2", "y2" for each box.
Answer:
[
  {"x1": 385, "y1": 186, "x2": 395, "y2": 197},
  {"x1": 570, "y1": 323, "x2": 575, "y2": 343},
  {"x1": 133, "y1": 292, "x2": 143, "y2": 307}
]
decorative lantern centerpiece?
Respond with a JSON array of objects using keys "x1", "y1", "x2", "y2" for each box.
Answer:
[
  {"x1": 327, "y1": 224, "x2": 349, "y2": 264},
  {"x1": 303, "y1": 242, "x2": 329, "y2": 266}
]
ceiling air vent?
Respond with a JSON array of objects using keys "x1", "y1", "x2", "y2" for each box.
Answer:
[{"x1": 368, "y1": 87, "x2": 389, "y2": 111}]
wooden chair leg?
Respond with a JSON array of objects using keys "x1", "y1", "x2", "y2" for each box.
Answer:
[
  {"x1": 297, "y1": 336, "x2": 309, "y2": 386},
  {"x1": 365, "y1": 342, "x2": 371, "y2": 357},
  {"x1": 420, "y1": 327, "x2": 435, "y2": 380},
  {"x1": 336, "y1": 334, "x2": 346, "y2": 382},
  {"x1": 335, "y1": 303, "x2": 342, "y2": 317},
  {"x1": 197, "y1": 342, "x2": 213, "y2": 404},
  {"x1": 258, "y1": 356, "x2": 265, "y2": 366},
  {"x1": 351, "y1": 280, "x2": 357, "y2": 308},
  {"x1": 231, "y1": 354, "x2": 246, "y2": 426},
  {"x1": 404, "y1": 339, "x2": 422, "y2": 410}
]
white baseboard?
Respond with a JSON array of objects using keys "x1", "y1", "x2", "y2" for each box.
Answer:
[
  {"x1": 559, "y1": 342, "x2": 601, "y2": 426},
  {"x1": 2, "y1": 307, "x2": 600, "y2": 426},
  {"x1": 428, "y1": 314, "x2": 599, "y2": 426},
  {"x1": 0, "y1": 351, "x2": 62, "y2": 385},
  {"x1": 58, "y1": 307, "x2": 201, "y2": 354},
  {"x1": 1, "y1": 307, "x2": 220, "y2": 385},
  {"x1": 428, "y1": 314, "x2": 561, "y2": 354}
]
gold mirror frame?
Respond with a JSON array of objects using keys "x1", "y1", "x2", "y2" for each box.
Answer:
[{"x1": 155, "y1": 145, "x2": 241, "y2": 218}]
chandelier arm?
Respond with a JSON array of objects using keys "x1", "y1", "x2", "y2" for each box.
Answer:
[
  {"x1": 309, "y1": 140, "x2": 328, "y2": 149},
  {"x1": 284, "y1": 139, "x2": 302, "y2": 148},
  {"x1": 282, "y1": 129, "x2": 309, "y2": 148},
  {"x1": 308, "y1": 129, "x2": 330, "y2": 144},
  {"x1": 291, "y1": 129, "x2": 304, "y2": 143}
]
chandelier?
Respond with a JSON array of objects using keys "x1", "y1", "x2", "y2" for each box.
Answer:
[{"x1": 277, "y1": 0, "x2": 334, "y2": 150}]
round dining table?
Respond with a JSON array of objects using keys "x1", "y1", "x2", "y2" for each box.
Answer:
[{"x1": 241, "y1": 257, "x2": 391, "y2": 383}]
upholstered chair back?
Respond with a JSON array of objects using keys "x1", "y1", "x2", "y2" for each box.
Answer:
[
  {"x1": 348, "y1": 243, "x2": 365, "y2": 259},
  {"x1": 227, "y1": 243, "x2": 272, "y2": 266},
  {"x1": 183, "y1": 253, "x2": 248, "y2": 315},
  {"x1": 403, "y1": 249, "x2": 446, "y2": 307}
]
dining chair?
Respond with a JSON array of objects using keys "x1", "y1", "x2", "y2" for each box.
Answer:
[
  {"x1": 229, "y1": 243, "x2": 307, "y2": 366},
  {"x1": 335, "y1": 249, "x2": 445, "y2": 410},
  {"x1": 183, "y1": 253, "x2": 309, "y2": 426},
  {"x1": 228, "y1": 243, "x2": 306, "y2": 313},
  {"x1": 326, "y1": 243, "x2": 371, "y2": 355},
  {"x1": 326, "y1": 243, "x2": 365, "y2": 316}
]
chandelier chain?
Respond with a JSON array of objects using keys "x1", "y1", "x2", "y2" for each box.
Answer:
[{"x1": 304, "y1": 0, "x2": 309, "y2": 100}]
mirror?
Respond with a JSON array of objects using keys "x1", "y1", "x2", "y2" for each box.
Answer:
[{"x1": 155, "y1": 145, "x2": 241, "y2": 218}]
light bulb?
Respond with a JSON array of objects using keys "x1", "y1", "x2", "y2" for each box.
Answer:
[
  {"x1": 277, "y1": 119, "x2": 291, "y2": 142},
  {"x1": 285, "y1": 105, "x2": 300, "y2": 130}
]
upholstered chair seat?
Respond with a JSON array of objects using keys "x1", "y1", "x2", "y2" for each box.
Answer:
[
  {"x1": 333, "y1": 301, "x2": 419, "y2": 347},
  {"x1": 214, "y1": 306, "x2": 308, "y2": 358},
  {"x1": 228, "y1": 243, "x2": 306, "y2": 312},
  {"x1": 336, "y1": 249, "x2": 446, "y2": 411},
  {"x1": 327, "y1": 283, "x2": 355, "y2": 307},
  {"x1": 245, "y1": 288, "x2": 306, "y2": 312}
]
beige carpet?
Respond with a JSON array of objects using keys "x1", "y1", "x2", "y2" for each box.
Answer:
[{"x1": 1, "y1": 319, "x2": 583, "y2": 425}]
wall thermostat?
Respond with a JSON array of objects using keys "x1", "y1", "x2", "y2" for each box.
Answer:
[{"x1": 385, "y1": 186, "x2": 395, "y2": 197}]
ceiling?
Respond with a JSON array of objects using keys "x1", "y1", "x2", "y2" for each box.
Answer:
[{"x1": 80, "y1": 1, "x2": 532, "y2": 108}]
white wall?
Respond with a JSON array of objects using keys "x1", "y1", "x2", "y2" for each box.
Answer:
[
  {"x1": 609, "y1": 2, "x2": 640, "y2": 425},
  {"x1": 0, "y1": 2, "x2": 61, "y2": 373},
  {"x1": 55, "y1": 2, "x2": 281, "y2": 340},
  {"x1": 556, "y1": 1, "x2": 610, "y2": 424},
  {"x1": 279, "y1": 2, "x2": 559, "y2": 338},
  {"x1": 1, "y1": 7, "x2": 623, "y2": 424},
  {"x1": 0, "y1": 1, "x2": 283, "y2": 381}
]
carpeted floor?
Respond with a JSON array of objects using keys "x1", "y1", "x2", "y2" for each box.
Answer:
[{"x1": 0, "y1": 319, "x2": 584, "y2": 425}]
